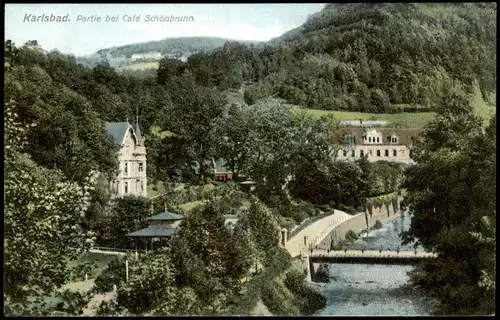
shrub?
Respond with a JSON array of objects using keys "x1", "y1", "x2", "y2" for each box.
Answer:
[
  {"x1": 373, "y1": 220, "x2": 383, "y2": 229},
  {"x1": 92, "y1": 257, "x2": 126, "y2": 294},
  {"x1": 314, "y1": 264, "x2": 330, "y2": 283},
  {"x1": 345, "y1": 230, "x2": 359, "y2": 242},
  {"x1": 261, "y1": 281, "x2": 288, "y2": 315},
  {"x1": 284, "y1": 269, "x2": 306, "y2": 294},
  {"x1": 283, "y1": 269, "x2": 327, "y2": 314},
  {"x1": 264, "y1": 246, "x2": 292, "y2": 272},
  {"x1": 291, "y1": 209, "x2": 308, "y2": 224}
]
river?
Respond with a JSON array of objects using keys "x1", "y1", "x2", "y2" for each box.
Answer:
[{"x1": 312, "y1": 215, "x2": 435, "y2": 316}]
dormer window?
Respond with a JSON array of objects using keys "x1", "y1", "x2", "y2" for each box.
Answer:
[
  {"x1": 391, "y1": 135, "x2": 398, "y2": 144},
  {"x1": 376, "y1": 137, "x2": 380, "y2": 143}
]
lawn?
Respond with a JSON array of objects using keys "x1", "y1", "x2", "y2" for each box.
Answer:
[
  {"x1": 176, "y1": 200, "x2": 205, "y2": 212},
  {"x1": 150, "y1": 125, "x2": 176, "y2": 139},
  {"x1": 26, "y1": 252, "x2": 116, "y2": 311},
  {"x1": 116, "y1": 61, "x2": 159, "y2": 71},
  {"x1": 289, "y1": 106, "x2": 436, "y2": 128},
  {"x1": 288, "y1": 86, "x2": 496, "y2": 129},
  {"x1": 65, "y1": 252, "x2": 116, "y2": 280}
]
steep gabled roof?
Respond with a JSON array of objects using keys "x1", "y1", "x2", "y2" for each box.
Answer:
[
  {"x1": 105, "y1": 120, "x2": 144, "y2": 146},
  {"x1": 105, "y1": 122, "x2": 130, "y2": 145}
]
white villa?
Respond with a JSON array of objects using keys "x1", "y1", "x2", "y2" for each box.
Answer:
[{"x1": 105, "y1": 120, "x2": 147, "y2": 198}]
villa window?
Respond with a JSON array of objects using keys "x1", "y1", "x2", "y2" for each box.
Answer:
[
  {"x1": 369, "y1": 150, "x2": 373, "y2": 156},
  {"x1": 138, "y1": 162, "x2": 144, "y2": 172},
  {"x1": 376, "y1": 150, "x2": 381, "y2": 157},
  {"x1": 343, "y1": 150, "x2": 347, "y2": 157},
  {"x1": 393, "y1": 149, "x2": 397, "y2": 157},
  {"x1": 124, "y1": 182, "x2": 128, "y2": 194},
  {"x1": 124, "y1": 162, "x2": 128, "y2": 174},
  {"x1": 360, "y1": 150, "x2": 364, "y2": 157},
  {"x1": 385, "y1": 150, "x2": 389, "y2": 157},
  {"x1": 369, "y1": 137, "x2": 372, "y2": 143},
  {"x1": 141, "y1": 180, "x2": 144, "y2": 191},
  {"x1": 376, "y1": 137, "x2": 380, "y2": 143},
  {"x1": 351, "y1": 150, "x2": 355, "y2": 157},
  {"x1": 391, "y1": 136, "x2": 398, "y2": 144}
]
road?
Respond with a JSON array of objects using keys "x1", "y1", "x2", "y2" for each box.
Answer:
[{"x1": 285, "y1": 209, "x2": 352, "y2": 258}]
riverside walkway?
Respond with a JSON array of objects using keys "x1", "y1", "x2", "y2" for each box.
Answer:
[{"x1": 285, "y1": 210, "x2": 352, "y2": 258}]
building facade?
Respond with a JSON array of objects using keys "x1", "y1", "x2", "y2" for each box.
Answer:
[
  {"x1": 336, "y1": 127, "x2": 420, "y2": 164},
  {"x1": 131, "y1": 51, "x2": 163, "y2": 61},
  {"x1": 105, "y1": 120, "x2": 147, "y2": 198}
]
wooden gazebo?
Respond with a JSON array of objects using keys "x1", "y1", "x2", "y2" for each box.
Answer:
[{"x1": 126, "y1": 211, "x2": 184, "y2": 251}]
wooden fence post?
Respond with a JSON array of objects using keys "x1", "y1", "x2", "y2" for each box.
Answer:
[{"x1": 125, "y1": 259, "x2": 129, "y2": 283}]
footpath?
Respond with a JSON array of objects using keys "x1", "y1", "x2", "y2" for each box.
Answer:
[{"x1": 285, "y1": 210, "x2": 352, "y2": 258}]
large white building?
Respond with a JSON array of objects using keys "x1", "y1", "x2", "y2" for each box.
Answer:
[
  {"x1": 105, "y1": 120, "x2": 147, "y2": 198},
  {"x1": 130, "y1": 51, "x2": 163, "y2": 61},
  {"x1": 335, "y1": 127, "x2": 421, "y2": 164}
]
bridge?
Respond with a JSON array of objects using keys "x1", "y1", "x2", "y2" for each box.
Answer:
[
  {"x1": 309, "y1": 249, "x2": 437, "y2": 265},
  {"x1": 304, "y1": 249, "x2": 437, "y2": 282}
]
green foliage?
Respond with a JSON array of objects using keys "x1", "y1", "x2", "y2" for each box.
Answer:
[
  {"x1": 401, "y1": 89, "x2": 495, "y2": 315},
  {"x1": 290, "y1": 159, "x2": 368, "y2": 209},
  {"x1": 148, "y1": 4, "x2": 497, "y2": 114},
  {"x1": 151, "y1": 73, "x2": 227, "y2": 183},
  {"x1": 263, "y1": 247, "x2": 292, "y2": 272},
  {"x1": 247, "y1": 198, "x2": 281, "y2": 254},
  {"x1": 345, "y1": 230, "x2": 359, "y2": 242},
  {"x1": 116, "y1": 252, "x2": 178, "y2": 315},
  {"x1": 168, "y1": 199, "x2": 254, "y2": 312},
  {"x1": 100, "y1": 196, "x2": 151, "y2": 248},
  {"x1": 92, "y1": 257, "x2": 126, "y2": 294},
  {"x1": 284, "y1": 269, "x2": 327, "y2": 313},
  {"x1": 4, "y1": 101, "x2": 97, "y2": 315},
  {"x1": 373, "y1": 220, "x2": 383, "y2": 230}
]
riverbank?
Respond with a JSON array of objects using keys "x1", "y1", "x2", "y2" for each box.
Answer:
[
  {"x1": 240, "y1": 258, "x2": 327, "y2": 316},
  {"x1": 313, "y1": 217, "x2": 434, "y2": 316}
]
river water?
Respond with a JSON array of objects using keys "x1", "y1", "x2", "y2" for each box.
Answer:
[{"x1": 312, "y1": 215, "x2": 435, "y2": 316}]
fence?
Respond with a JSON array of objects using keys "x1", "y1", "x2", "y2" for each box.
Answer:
[{"x1": 92, "y1": 246, "x2": 147, "y2": 254}]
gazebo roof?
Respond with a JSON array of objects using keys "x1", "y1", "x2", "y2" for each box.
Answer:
[
  {"x1": 146, "y1": 211, "x2": 184, "y2": 221},
  {"x1": 126, "y1": 227, "x2": 177, "y2": 238}
]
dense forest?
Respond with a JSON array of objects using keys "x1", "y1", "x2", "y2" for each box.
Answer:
[
  {"x1": 155, "y1": 3, "x2": 496, "y2": 113},
  {"x1": 96, "y1": 36, "x2": 261, "y2": 57}
]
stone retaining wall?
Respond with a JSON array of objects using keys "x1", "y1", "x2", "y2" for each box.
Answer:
[{"x1": 316, "y1": 197, "x2": 403, "y2": 250}]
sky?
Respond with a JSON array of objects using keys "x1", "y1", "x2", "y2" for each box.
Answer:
[{"x1": 5, "y1": 3, "x2": 326, "y2": 57}]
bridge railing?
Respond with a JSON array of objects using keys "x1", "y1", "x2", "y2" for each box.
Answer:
[
  {"x1": 288, "y1": 210, "x2": 336, "y2": 240},
  {"x1": 92, "y1": 246, "x2": 147, "y2": 253},
  {"x1": 308, "y1": 248, "x2": 437, "y2": 258},
  {"x1": 310, "y1": 213, "x2": 358, "y2": 249}
]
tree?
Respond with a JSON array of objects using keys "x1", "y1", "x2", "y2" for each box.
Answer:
[
  {"x1": 4, "y1": 101, "x2": 97, "y2": 315},
  {"x1": 105, "y1": 196, "x2": 151, "y2": 248},
  {"x1": 168, "y1": 199, "x2": 252, "y2": 312},
  {"x1": 401, "y1": 90, "x2": 495, "y2": 315},
  {"x1": 158, "y1": 72, "x2": 227, "y2": 183}
]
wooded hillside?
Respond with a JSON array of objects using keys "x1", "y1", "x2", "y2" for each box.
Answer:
[{"x1": 155, "y1": 3, "x2": 496, "y2": 113}]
